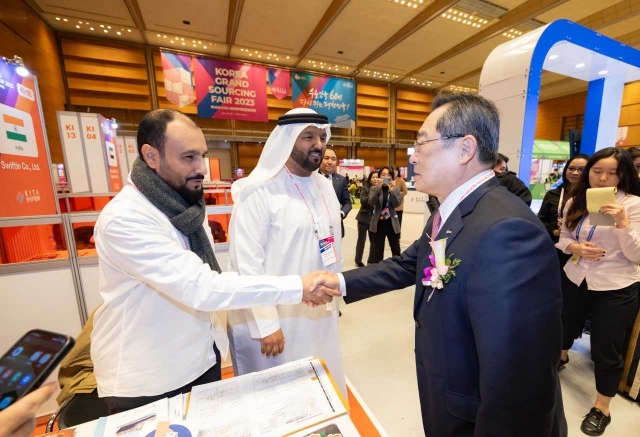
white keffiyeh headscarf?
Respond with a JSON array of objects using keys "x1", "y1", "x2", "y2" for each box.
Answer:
[{"x1": 231, "y1": 108, "x2": 331, "y2": 202}]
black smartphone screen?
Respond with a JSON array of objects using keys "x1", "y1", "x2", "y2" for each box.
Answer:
[{"x1": 0, "y1": 329, "x2": 73, "y2": 410}]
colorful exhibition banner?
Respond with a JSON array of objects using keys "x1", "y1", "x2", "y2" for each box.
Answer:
[
  {"x1": 99, "y1": 115, "x2": 122, "y2": 192},
  {"x1": 194, "y1": 57, "x2": 268, "y2": 122},
  {"x1": 268, "y1": 67, "x2": 290, "y2": 100},
  {"x1": 160, "y1": 51, "x2": 195, "y2": 108},
  {"x1": 0, "y1": 63, "x2": 57, "y2": 217},
  {"x1": 292, "y1": 72, "x2": 356, "y2": 125}
]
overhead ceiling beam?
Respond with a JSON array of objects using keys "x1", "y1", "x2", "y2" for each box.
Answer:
[
  {"x1": 578, "y1": 0, "x2": 640, "y2": 31},
  {"x1": 293, "y1": 0, "x2": 351, "y2": 67},
  {"x1": 436, "y1": 67, "x2": 482, "y2": 91},
  {"x1": 357, "y1": 0, "x2": 457, "y2": 69},
  {"x1": 226, "y1": 0, "x2": 245, "y2": 56},
  {"x1": 124, "y1": 0, "x2": 148, "y2": 44},
  {"x1": 399, "y1": 0, "x2": 570, "y2": 81}
]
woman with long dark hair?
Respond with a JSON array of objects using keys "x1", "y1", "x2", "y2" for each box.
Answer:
[
  {"x1": 538, "y1": 154, "x2": 590, "y2": 370},
  {"x1": 557, "y1": 147, "x2": 640, "y2": 436},
  {"x1": 354, "y1": 171, "x2": 378, "y2": 267}
]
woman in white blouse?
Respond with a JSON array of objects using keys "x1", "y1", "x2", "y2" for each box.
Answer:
[{"x1": 557, "y1": 147, "x2": 640, "y2": 436}]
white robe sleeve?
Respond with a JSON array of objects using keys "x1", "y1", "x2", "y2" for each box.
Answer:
[
  {"x1": 230, "y1": 189, "x2": 282, "y2": 340},
  {"x1": 95, "y1": 210, "x2": 303, "y2": 311}
]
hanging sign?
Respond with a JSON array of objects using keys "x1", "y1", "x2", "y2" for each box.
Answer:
[
  {"x1": 194, "y1": 58, "x2": 268, "y2": 122},
  {"x1": 292, "y1": 72, "x2": 356, "y2": 126}
]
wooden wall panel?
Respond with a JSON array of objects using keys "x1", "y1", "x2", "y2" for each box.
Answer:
[
  {"x1": 396, "y1": 87, "x2": 433, "y2": 137},
  {"x1": 357, "y1": 81, "x2": 389, "y2": 135},
  {"x1": 237, "y1": 143, "x2": 264, "y2": 174},
  {"x1": 61, "y1": 39, "x2": 151, "y2": 112},
  {"x1": 535, "y1": 92, "x2": 587, "y2": 140},
  {"x1": 395, "y1": 148, "x2": 408, "y2": 166},
  {"x1": 0, "y1": 0, "x2": 67, "y2": 163},
  {"x1": 355, "y1": 148, "x2": 390, "y2": 169}
]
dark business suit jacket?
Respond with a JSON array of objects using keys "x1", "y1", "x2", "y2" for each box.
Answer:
[
  {"x1": 342, "y1": 178, "x2": 567, "y2": 437},
  {"x1": 320, "y1": 171, "x2": 352, "y2": 237}
]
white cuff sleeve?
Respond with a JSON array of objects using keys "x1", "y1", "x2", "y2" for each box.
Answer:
[{"x1": 337, "y1": 273, "x2": 347, "y2": 296}]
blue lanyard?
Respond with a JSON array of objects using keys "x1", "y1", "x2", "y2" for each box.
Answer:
[{"x1": 576, "y1": 216, "x2": 596, "y2": 243}]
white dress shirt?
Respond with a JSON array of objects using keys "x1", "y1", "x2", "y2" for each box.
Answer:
[
  {"x1": 92, "y1": 180, "x2": 303, "y2": 397},
  {"x1": 557, "y1": 190, "x2": 640, "y2": 290},
  {"x1": 337, "y1": 169, "x2": 495, "y2": 292}
]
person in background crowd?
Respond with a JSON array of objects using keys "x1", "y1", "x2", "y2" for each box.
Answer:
[
  {"x1": 537, "y1": 154, "x2": 590, "y2": 370},
  {"x1": 0, "y1": 382, "x2": 56, "y2": 437},
  {"x1": 392, "y1": 166, "x2": 408, "y2": 230},
  {"x1": 557, "y1": 147, "x2": 640, "y2": 436},
  {"x1": 355, "y1": 171, "x2": 378, "y2": 267},
  {"x1": 227, "y1": 108, "x2": 347, "y2": 397},
  {"x1": 368, "y1": 166, "x2": 402, "y2": 263},
  {"x1": 493, "y1": 152, "x2": 533, "y2": 205},
  {"x1": 627, "y1": 147, "x2": 640, "y2": 176},
  {"x1": 91, "y1": 109, "x2": 339, "y2": 414},
  {"x1": 319, "y1": 148, "x2": 352, "y2": 238},
  {"x1": 348, "y1": 179, "x2": 357, "y2": 203}
]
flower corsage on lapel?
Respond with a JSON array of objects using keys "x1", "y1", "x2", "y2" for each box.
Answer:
[{"x1": 422, "y1": 238, "x2": 461, "y2": 299}]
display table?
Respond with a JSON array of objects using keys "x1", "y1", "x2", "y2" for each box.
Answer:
[{"x1": 403, "y1": 187, "x2": 427, "y2": 214}]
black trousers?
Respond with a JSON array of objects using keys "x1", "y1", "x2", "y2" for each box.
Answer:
[
  {"x1": 564, "y1": 282, "x2": 639, "y2": 397},
  {"x1": 370, "y1": 219, "x2": 401, "y2": 264},
  {"x1": 355, "y1": 221, "x2": 374, "y2": 265},
  {"x1": 104, "y1": 344, "x2": 222, "y2": 414}
]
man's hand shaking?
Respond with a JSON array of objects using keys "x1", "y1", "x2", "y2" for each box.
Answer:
[{"x1": 301, "y1": 271, "x2": 341, "y2": 307}]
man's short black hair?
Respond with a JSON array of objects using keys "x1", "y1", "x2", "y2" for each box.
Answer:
[{"x1": 137, "y1": 109, "x2": 198, "y2": 157}]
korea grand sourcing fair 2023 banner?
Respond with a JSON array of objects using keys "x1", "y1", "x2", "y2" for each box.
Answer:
[
  {"x1": 194, "y1": 58, "x2": 268, "y2": 122},
  {"x1": 0, "y1": 62, "x2": 57, "y2": 218},
  {"x1": 292, "y1": 72, "x2": 356, "y2": 125}
]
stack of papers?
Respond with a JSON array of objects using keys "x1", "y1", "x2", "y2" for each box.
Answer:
[{"x1": 50, "y1": 358, "x2": 359, "y2": 437}]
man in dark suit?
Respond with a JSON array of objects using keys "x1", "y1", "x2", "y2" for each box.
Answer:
[
  {"x1": 309, "y1": 93, "x2": 567, "y2": 437},
  {"x1": 319, "y1": 148, "x2": 352, "y2": 237}
]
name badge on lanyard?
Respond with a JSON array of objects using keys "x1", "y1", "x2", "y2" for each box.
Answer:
[
  {"x1": 572, "y1": 216, "x2": 596, "y2": 264},
  {"x1": 285, "y1": 167, "x2": 339, "y2": 267}
]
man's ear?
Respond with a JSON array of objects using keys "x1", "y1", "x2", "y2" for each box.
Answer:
[
  {"x1": 458, "y1": 136, "x2": 478, "y2": 165},
  {"x1": 141, "y1": 144, "x2": 160, "y2": 170}
]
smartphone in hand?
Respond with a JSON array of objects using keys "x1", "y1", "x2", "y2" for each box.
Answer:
[{"x1": 0, "y1": 329, "x2": 74, "y2": 410}]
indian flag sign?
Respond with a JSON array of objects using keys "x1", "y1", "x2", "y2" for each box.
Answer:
[
  {"x1": 0, "y1": 103, "x2": 37, "y2": 157},
  {"x1": 4, "y1": 114, "x2": 27, "y2": 142}
]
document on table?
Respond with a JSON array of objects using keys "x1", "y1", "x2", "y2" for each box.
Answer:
[
  {"x1": 188, "y1": 358, "x2": 347, "y2": 437},
  {"x1": 286, "y1": 415, "x2": 361, "y2": 437},
  {"x1": 92, "y1": 398, "x2": 168, "y2": 437}
]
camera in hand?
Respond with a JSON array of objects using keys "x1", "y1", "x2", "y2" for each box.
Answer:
[{"x1": 382, "y1": 177, "x2": 391, "y2": 185}]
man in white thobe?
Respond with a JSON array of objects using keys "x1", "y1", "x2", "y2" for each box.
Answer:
[{"x1": 228, "y1": 108, "x2": 346, "y2": 396}]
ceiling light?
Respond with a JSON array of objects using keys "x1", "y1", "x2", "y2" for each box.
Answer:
[
  {"x1": 599, "y1": 70, "x2": 608, "y2": 75},
  {"x1": 100, "y1": 24, "x2": 104, "y2": 28},
  {"x1": 117, "y1": 31, "x2": 121, "y2": 35},
  {"x1": 63, "y1": 18, "x2": 68, "y2": 22},
  {"x1": 90, "y1": 27, "x2": 94, "y2": 31},
  {"x1": 548, "y1": 55, "x2": 558, "y2": 60},
  {"x1": 79, "y1": 21, "x2": 83, "y2": 24},
  {"x1": 203, "y1": 46, "x2": 207, "y2": 49},
  {"x1": 104, "y1": 29, "x2": 108, "y2": 33},
  {"x1": 2, "y1": 56, "x2": 29, "y2": 77},
  {"x1": 110, "y1": 118, "x2": 118, "y2": 129},
  {"x1": 575, "y1": 63, "x2": 585, "y2": 68},
  {"x1": 157, "y1": 34, "x2": 161, "y2": 37},
  {"x1": 107, "y1": 26, "x2": 111, "y2": 29},
  {"x1": 170, "y1": 40, "x2": 174, "y2": 43},
  {"x1": 55, "y1": 17, "x2": 60, "y2": 20},
  {"x1": 163, "y1": 35, "x2": 167, "y2": 38},
  {"x1": 286, "y1": 56, "x2": 290, "y2": 59},
  {"x1": 182, "y1": 42, "x2": 185, "y2": 45},
  {"x1": 76, "y1": 25, "x2": 80, "y2": 28}
]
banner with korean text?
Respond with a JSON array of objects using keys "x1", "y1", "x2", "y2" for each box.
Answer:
[
  {"x1": 268, "y1": 67, "x2": 290, "y2": 100},
  {"x1": 160, "y1": 51, "x2": 194, "y2": 107},
  {"x1": 0, "y1": 63, "x2": 56, "y2": 217},
  {"x1": 194, "y1": 58, "x2": 268, "y2": 122},
  {"x1": 291, "y1": 72, "x2": 356, "y2": 126}
]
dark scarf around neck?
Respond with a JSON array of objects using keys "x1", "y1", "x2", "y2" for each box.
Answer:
[{"x1": 130, "y1": 157, "x2": 221, "y2": 273}]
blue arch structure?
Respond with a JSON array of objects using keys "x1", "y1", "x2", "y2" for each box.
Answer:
[{"x1": 481, "y1": 19, "x2": 640, "y2": 184}]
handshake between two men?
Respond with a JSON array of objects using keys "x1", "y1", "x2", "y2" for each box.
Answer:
[{"x1": 300, "y1": 271, "x2": 342, "y2": 307}]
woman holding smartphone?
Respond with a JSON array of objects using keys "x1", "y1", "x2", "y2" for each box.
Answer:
[
  {"x1": 557, "y1": 147, "x2": 640, "y2": 436},
  {"x1": 368, "y1": 166, "x2": 402, "y2": 263},
  {"x1": 538, "y1": 154, "x2": 590, "y2": 370}
]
